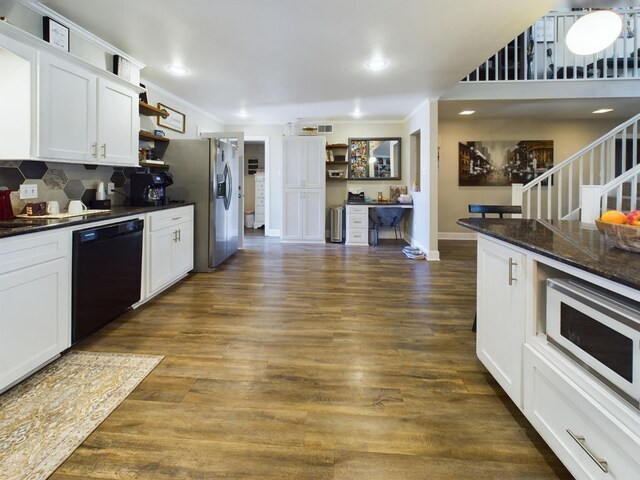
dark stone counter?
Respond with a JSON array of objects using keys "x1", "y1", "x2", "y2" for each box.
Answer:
[
  {"x1": 0, "y1": 203, "x2": 193, "y2": 239},
  {"x1": 457, "y1": 218, "x2": 639, "y2": 291}
]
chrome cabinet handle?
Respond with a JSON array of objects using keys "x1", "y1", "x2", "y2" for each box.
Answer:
[
  {"x1": 171, "y1": 217, "x2": 182, "y2": 221},
  {"x1": 173, "y1": 230, "x2": 177, "y2": 243},
  {"x1": 508, "y1": 257, "x2": 517, "y2": 285},
  {"x1": 92, "y1": 142, "x2": 98, "y2": 158},
  {"x1": 177, "y1": 229, "x2": 181, "y2": 242},
  {"x1": 566, "y1": 429, "x2": 608, "y2": 473},
  {"x1": 101, "y1": 143, "x2": 107, "y2": 159}
]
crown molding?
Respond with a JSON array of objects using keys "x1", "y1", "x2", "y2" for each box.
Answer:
[
  {"x1": 142, "y1": 80, "x2": 225, "y2": 125},
  {"x1": 19, "y1": 0, "x2": 145, "y2": 69}
]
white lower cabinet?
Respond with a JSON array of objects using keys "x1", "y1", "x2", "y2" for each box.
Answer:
[
  {"x1": 345, "y1": 204, "x2": 369, "y2": 246},
  {"x1": 146, "y1": 206, "x2": 194, "y2": 297},
  {"x1": 524, "y1": 346, "x2": 640, "y2": 479},
  {"x1": 0, "y1": 230, "x2": 70, "y2": 392},
  {"x1": 476, "y1": 236, "x2": 526, "y2": 407},
  {"x1": 282, "y1": 189, "x2": 325, "y2": 242}
]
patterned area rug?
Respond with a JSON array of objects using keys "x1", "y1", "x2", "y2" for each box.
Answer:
[{"x1": 0, "y1": 351, "x2": 164, "y2": 480}]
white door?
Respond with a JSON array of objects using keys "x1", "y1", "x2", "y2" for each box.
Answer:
[
  {"x1": 302, "y1": 189, "x2": 325, "y2": 241},
  {"x1": 39, "y1": 53, "x2": 97, "y2": 162},
  {"x1": 476, "y1": 236, "x2": 526, "y2": 407},
  {"x1": 283, "y1": 137, "x2": 303, "y2": 188},
  {"x1": 282, "y1": 190, "x2": 303, "y2": 240},
  {"x1": 97, "y1": 78, "x2": 138, "y2": 166},
  {"x1": 302, "y1": 136, "x2": 326, "y2": 189}
]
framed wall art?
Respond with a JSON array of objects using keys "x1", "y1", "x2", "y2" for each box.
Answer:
[
  {"x1": 43, "y1": 16, "x2": 69, "y2": 52},
  {"x1": 157, "y1": 103, "x2": 186, "y2": 133},
  {"x1": 458, "y1": 140, "x2": 553, "y2": 187}
]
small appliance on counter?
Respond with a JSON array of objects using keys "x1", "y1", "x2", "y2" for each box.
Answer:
[
  {"x1": 0, "y1": 186, "x2": 14, "y2": 219},
  {"x1": 129, "y1": 172, "x2": 173, "y2": 206}
]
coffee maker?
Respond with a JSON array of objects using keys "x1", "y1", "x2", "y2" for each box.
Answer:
[{"x1": 129, "y1": 172, "x2": 173, "y2": 207}]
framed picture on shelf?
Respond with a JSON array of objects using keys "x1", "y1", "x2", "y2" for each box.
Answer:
[
  {"x1": 157, "y1": 103, "x2": 186, "y2": 133},
  {"x1": 112, "y1": 55, "x2": 131, "y2": 81},
  {"x1": 43, "y1": 16, "x2": 69, "y2": 51}
]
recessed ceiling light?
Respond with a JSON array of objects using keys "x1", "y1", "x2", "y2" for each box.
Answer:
[
  {"x1": 366, "y1": 57, "x2": 388, "y2": 71},
  {"x1": 459, "y1": 110, "x2": 475, "y2": 115},
  {"x1": 566, "y1": 11, "x2": 622, "y2": 56},
  {"x1": 592, "y1": 108, "x2": 614, "y2": 114},
  {"x1": 166, "y1": 64, "x2": 190, "y2": 76},
  {"x1": 352, "y1": 109, "x2": 363, "y2": 118}
]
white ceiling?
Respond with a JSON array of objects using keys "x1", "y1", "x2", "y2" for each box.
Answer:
[
  {"x1": 38, "y1": 0, "x2": 560, "y2": 124},
  {"x1": 439, "y1": 97, "x2": 640, "y2": 121}
]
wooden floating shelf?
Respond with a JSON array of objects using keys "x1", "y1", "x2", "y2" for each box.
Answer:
[
  {"x1": 326, "y1": 143, "x2": 348, "y2": 149},
  {"x1": 139, "y1": 161, "x2": 170, "y2": 169},
  {"x1": 139, "y1": 102, "x2": 169, "y2": 118},
  {"x1": 326, "y1": 161, "x2": 348, "y2": 165},
  {"x1": 139, "y1": 131, "x2": 170, "y2": 142}
]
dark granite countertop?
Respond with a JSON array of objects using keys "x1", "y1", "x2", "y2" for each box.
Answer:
[
  {"x1": 0, "y1": 203, "x2": 194, "y2": 239},
  {"x1": 345, "y1": 202, "x2": 413, "y2": 206},
  {"x1": 457, "y1": 218, "x2": 640, "y2": 291}
]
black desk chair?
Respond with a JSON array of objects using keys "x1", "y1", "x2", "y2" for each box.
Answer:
[
  {"x1": 468, "y1": 204, "x2": 522, "y2": 332},
  {"x1": 468, "y1": 204, "x2": 522, "y2": 219},
  {"x1": 370, "y1": 207, "x2": 405, "y2": 245}
]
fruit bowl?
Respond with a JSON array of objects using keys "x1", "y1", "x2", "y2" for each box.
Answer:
[{"x1": 595, "y1": 219, "x2": 640, "y2": 253}]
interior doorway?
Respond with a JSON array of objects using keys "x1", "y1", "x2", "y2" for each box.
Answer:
[{"x1": 243, "y1": 138, "x2": 268, "y2": 238}]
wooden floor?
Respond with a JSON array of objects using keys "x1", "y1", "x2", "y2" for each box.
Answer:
[{"x1": 54, "y1": 235, "x2": 573, "y2": 479}]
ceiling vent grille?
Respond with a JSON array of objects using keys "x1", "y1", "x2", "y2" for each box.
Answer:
[{"x1": 317, "y1": 124, "x2": 333, "y2": 133}]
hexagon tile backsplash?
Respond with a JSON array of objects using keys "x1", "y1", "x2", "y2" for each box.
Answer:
[{"x1": 0, "y1": 161, "x2": 145, "y2": 214}]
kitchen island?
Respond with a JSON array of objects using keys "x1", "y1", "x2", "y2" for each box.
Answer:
[{"x1": 457, "y1": 217, "x2": 640, "y2": 480}]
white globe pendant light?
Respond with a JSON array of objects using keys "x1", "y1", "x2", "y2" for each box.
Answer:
[{"x1": 566, "y1": 10, "x2": 623, "y2": 55}]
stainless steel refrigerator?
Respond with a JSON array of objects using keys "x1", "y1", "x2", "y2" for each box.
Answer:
[{"x1": 163, "y1": 133, "x2": 243, "y2": 271}]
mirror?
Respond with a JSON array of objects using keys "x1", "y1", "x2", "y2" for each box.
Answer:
[{"x1": 348, "y1": 138, "x2": 401, "y2": 180}]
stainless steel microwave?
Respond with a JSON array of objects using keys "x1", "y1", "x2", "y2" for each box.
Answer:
[{"x1": 546, "y1": 278, "x2": 640, "y2": 408}]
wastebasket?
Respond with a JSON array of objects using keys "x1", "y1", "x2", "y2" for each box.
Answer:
[
  {"x1": 329, "y1": 206, "x2": 344, "y2": 243},
  {"x1": 244, "y1": 209, "x2": 255, "y2": 229}
]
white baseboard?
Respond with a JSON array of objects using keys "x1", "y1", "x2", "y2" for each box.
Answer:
[
  {"x1": 403, "y1": 234, "x2": 440, "y2": 261},
  {"x1": 438, "y1": 231, "x2": 478, "y2": 240}
]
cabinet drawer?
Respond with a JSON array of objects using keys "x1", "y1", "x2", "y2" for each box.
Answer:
[
  {"x1": 347, "y1": 228, "x2": 368, "y2": 245},
  {"x1": 347, "y1": 205, "x2": 368, "y2": 215},
  {"x1": 524, "y1": 346, "x2": 640, "y2": 479},
  {"x1": 348, "y1": 213, "x2": 369, "y2": 229},
  {"x1": 255, "y1": 214, "x2": 265, "y2": 223},
  {"x1": 0, "y1": 230, "x2": 70, "y2": 275},
  {"x1": 256, "y1": 189, "x2": 265, "y2": 199},
  {"x1": 148, "y1": 206, "x2": 194, "y2": 232},
  {"x1": 256, "y1": 198, "x2": 265, "y2": 208}
]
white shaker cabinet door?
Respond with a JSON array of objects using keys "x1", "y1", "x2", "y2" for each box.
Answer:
[
  {"x1": 282, "y1": 190, "x2": 303, "y2": 241},
  {"x1": 147, "y1": 227, "x2": 175, "y2": 294},
  {"x1": 39, "y1": 53, "x2": 97, "y2": 162},
  {"x1": 97, "y1": 78, "x2": 138, "y2": 166},
  {"x1": 476, "y1": 236, "x2": 526, "y2": 408},
  {"x1": 301, "y1": 136, "x2": 325, "y2": 189},
  {"x1": 302, "y1": 189, "x2": 325, "y2": 241},
  {"x1": 172, "y1": 220, "x2": 194, "y2": 278}
]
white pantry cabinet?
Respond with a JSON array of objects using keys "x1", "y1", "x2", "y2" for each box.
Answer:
[
  {"x1": 146, "y1": 206, "x2": 194, "y2": 297},
  {"x1": 0, "y1": 230, "x2": 70, "y2": 392},
  {"x1": 282, "y1": 136, "x2": 325, "y2": 243},
  {"x1": 476, "y1": 235, "x2": 526, "y2": 408},
  {"x1": 281, "y1": 189, "x2": 324, "y2": 242},
  {"x1": 39, "y1": 53, "x2": 138, "y2": 166}
]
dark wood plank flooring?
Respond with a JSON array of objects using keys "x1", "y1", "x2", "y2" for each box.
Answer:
[{"x1": 53, "y1": 235, "x2": 572, "y2": 479}]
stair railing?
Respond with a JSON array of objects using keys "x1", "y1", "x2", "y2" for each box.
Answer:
[{"x1": 512, "y1": 113, "x2": 640, "y2": 220}]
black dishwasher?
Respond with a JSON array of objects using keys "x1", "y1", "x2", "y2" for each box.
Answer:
[{"x1": 72, "y1": 219, "x2": 144, "y2": 344}]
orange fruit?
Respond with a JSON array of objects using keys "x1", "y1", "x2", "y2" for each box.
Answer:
[{"x1": 600, "y1": 210, "x2": 627, "y2": 224}]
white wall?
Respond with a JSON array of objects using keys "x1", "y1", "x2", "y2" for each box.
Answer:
[
  {"x1": 438, "y1": 117, "x2": 621, "y2": 236},
  {"x1": 404, "y1": 100, "x2": 439, "y2": 259}
]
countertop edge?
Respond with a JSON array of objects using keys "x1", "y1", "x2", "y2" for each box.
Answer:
[
  {"x1": 456, "y1": 218, "x2": 638, "y2": 291},
  {"x1": 0, "y1": 203, "x2": 195, "y2": 239}
]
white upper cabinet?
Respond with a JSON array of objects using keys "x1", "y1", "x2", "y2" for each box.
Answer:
[
  {"x1": 283, "y1": 136, "x2": 325, "y2": 189},
  {"x1": 39, "y1": 54, "x2": 139, "y2": 166},
  {"x1": 0, "y1": 22, "x2": 140, "y2": 166},
  {"x1": 97, "y1": 78, "x2": 138, "y2": 166},
  {"x1": 39, "y1": 53, "x2": 97, "y2": 162},
  {"x1": 0, "y1": 33, "x2": 36, "y2": 159}
]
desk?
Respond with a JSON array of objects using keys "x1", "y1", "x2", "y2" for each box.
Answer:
[{"x1": 345, "y1": 202, "x2": 413, "y2": 246}]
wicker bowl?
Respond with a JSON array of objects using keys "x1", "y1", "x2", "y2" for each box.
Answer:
[{"x1": 595, "y1": 219, "x2": 640, "y2": 253}]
